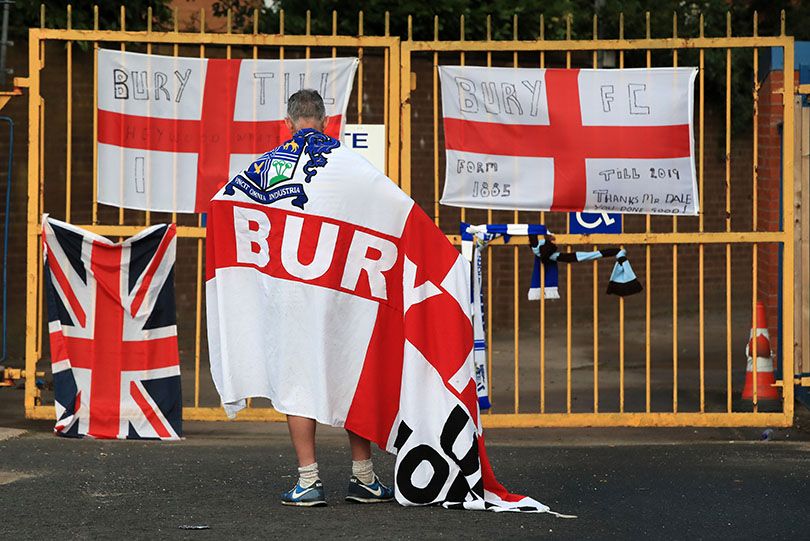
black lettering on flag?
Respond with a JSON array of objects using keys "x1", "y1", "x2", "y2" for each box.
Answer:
[
  {"x1": 440, "y1": 405, "x2": 479, "y2": 475},
  {"x1": 396, "y1": 444, "x2": 450, "y2": 504},
  {"x1": 113, "y1": 68, "x2": 129, "y2": 99}
]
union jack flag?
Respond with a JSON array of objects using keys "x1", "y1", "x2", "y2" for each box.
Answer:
[{"x1": 43, "y1": 216, "x2": 182, "y2": 439}]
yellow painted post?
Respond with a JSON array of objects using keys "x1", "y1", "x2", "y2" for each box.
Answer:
[
  {"x1": 118, "y1": 5, "x2": 125, "y2": 227},
  {"x1": 387, "y1": 20, "x2": 401, "y2": 187},
  {"x1": 566, "y1": 254, "x2": 573, "y2": 412},
  {"x1": 279, "y1": 9, "x2": 285, "y2": 60},
  {"x1": 592, "y1": 13, "x2": 599, "y2": 414},
  {"x1": 459, "y1": 14, "x2": 466, "y2": 225},
  {"x1": 672, "y1": 11, "x2": 679, "y2": 413},
  {"x1": 65, "y1": 4, "x2": 72, "y2": 222},
  {"x1": 357, "y1": 11, "x2": 364, "y2": 124},
  {"x1": 565, "y1": 13, "x2": 573, "y2": 414},
  {"x1": 698, "y1": 14, "x2": 706, "y2": 412},
  {"x1": 802, "y1": 68, "x2": 810, "y2": 389},
  {"x1": 616, "y1": 12, "x2": 625, "y2": 413},
  {"x1": 92, "y1": 5, "x2": 98, "y2": 225},
  {"x1": 25, "y1": 28, "x2": 42, "y2": 415},
  {"x1": 194, "y1": 7, "x2": 206, "y2": 408},
  {"x1": 171, "y1": 6, "x2": 178, "y2": 224},
  {"x1": 226, "y1": 10, "x2": 232, "y2": 62},
  {"x1": 382, "y1": 11, "x2": 389, "y2": 176},
  {"x1": 539, "y1": 13, "x2": 545, "y2": 68},
  {"x1": 538, "y1": 12, "x2": 545, "y2": 415},
  {"x1": 305, "y1": 10, "x2": 311, "y2": 59},
  {"x1": 35, "y1": 7, "x2": 45, "y2": 361},
  {"x1": 782, "y1": 31, "x2": 796, "y2": 424},
  {"x1": 725, "y1": 12, "x2": 733, "y2": 413},
  {"x1": 513, "y1": 14, "x2": 520, "y2": 414},
  {"x1": 485, "y1": 14, "x2": 494, "y2": 410},
  {"x1": 399, "y1": 15, "x2": 412, "y2": 196},
  {"x1": 144, "y1": 6, "x2": 153, "y2": 227},
  {"x1": 752, "y1": 12, "x2": 760, "y2": 409},
  {"x1": 331, "y1": 10, "x2": 337, "y2": 57},
  {"x1": 433, "y1": 15, "x2": 439, "y2": 225},
  {"x1": 643, "y1": 11, "x2": 652, "y2": 413}
]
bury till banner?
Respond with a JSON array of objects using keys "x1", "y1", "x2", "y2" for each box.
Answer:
[
  {"x1": 97, "y1": 50, "x2": 358, "y2": 213},
  {"x1": 439, "y1": 66, "x2": 699, "y2": 215}
]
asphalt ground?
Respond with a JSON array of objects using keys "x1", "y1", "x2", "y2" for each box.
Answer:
[{"x1": 1, "y1": 404, "x2": 810, "y2": 540}]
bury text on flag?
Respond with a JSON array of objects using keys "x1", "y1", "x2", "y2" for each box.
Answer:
[
  {"x1": 97, "y1": 50, "x2": 358, "y2": 213},
  {"x1": 439, "y1": 66, "x2": 698, "y2": 215}
]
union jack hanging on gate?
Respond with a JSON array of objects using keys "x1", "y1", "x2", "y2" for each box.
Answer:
[{"x1": 43, "y1": 216, "x2": 182, "y2": 440}]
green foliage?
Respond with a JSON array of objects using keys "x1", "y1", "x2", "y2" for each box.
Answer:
[
  {"x1": 14, "y1": 1, "x2": 809, "y2": 40},
  {"x1": 225, "y1": 0, "x2": 810, "y2": 40},
  {"x1": 11, "y1": 1, "x2": 173, "y2": 36}
]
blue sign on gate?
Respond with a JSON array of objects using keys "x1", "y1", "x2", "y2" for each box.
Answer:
[{"x1": 568, "y1": 212, "x2": 622, "y2": 234}]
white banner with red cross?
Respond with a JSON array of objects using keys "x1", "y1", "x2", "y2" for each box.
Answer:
[
  {"x1": 97, "y1": 50, "x2": 358, "y2": 213},
  {"x1": 439, "y1": 66, "x2": 698, "y2": 215}
]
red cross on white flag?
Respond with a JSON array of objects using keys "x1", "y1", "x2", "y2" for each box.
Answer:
[
  {"x1": 97, "y1": 50, "x2": 358, "y2": 213},
  {"x1": 439, "y1": 66, "x2": 698, "y2": 215}
]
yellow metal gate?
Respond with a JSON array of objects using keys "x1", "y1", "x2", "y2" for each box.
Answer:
[
  {"x1": 399, "y1": 13, "x2": 796, "y2": 427},
  {"x1": 19, "y1": 6, "x2": 798, "y2": 427},
  {"x1": 21, "y1": 7, "x2": 401, "y2": 422}
]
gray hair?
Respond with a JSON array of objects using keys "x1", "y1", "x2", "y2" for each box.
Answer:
[{"x1": 286, "y1": 89, "x2": 326, "y2": 122}]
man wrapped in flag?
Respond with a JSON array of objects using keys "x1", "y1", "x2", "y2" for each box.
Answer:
[{"x1": 207, "y1": 90, "x2": 570, "y2": 514}]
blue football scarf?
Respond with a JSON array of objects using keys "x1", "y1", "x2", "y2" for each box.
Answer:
[
  {"x1": 462, "y1": 223, "x2": 642, "y2": 300},
  {"x1": 527, "y1": 235, "x2": 643, "y2": 300}
]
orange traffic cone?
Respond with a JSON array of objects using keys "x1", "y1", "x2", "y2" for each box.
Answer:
[{"x1": 742, "y1": 301, "x2": 779, "y2": 401}]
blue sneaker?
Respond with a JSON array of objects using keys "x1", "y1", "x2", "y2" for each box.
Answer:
[
  {"x1": 281, "y1": 479, "x2": 327, "y2": 507},
  {"x1": 345, "y1": 475, "x2": 395, "y2": 504}
]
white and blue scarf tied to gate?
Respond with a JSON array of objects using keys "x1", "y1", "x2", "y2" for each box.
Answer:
[
  {"x1": 460, "y1": 223, "x2": 642, "y2": 409},
  {"x1": 527, "y1": 235, "x2": 643, "y2": 300}
]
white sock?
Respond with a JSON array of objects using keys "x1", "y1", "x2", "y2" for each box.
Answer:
[
  {"x1": 352, "y1": 459, "x2": 375, "y2": 485},
  {"x1": 297, "y1": 462, "x2": 320, "y2": 488}
]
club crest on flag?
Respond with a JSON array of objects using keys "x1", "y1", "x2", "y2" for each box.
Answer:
[
  {"x1": 249, "y1": 139, "x2": 303, "y2": 190},
  {"x1": 224, "y1": 129, "x2": 340, "y2": 210}
]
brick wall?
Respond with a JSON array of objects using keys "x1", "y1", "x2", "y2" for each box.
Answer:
[{"x1": 756, "y1": 69, "x2": 790, "y2": 353}]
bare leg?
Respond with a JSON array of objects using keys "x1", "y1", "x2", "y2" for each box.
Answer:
[
  {"x1": 346, "y1": 429, "x2": 371, "y2": 461},
  {"x1": 287, "y1": 415, "x2": 317, "y2": 467},
  {"x1": 345, "y1": 430, "x2": 392, "y2": 499}
]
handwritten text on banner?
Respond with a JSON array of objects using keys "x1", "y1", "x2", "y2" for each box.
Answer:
[{"x1": 439, "y1": 66, "x2": 699, "y2": 216}]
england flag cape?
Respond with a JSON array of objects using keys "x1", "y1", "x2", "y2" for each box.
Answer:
[{"x1": 206, "y1": 128, "x2": 570, "y2": 514}]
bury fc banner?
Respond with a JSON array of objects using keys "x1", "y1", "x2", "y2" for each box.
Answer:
[
  {"x1": 439, "y1": 66, "x2": 699, "y2": 215},
  {"x1": 97, "y1": 50, "x2": 358, "y2": 213},
  {"x1": 43, "y1": 217, "x2": 182, "y2": 439},
  {"x1": 207, "y1": 128, "x2": 571, "y2": 515}
]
